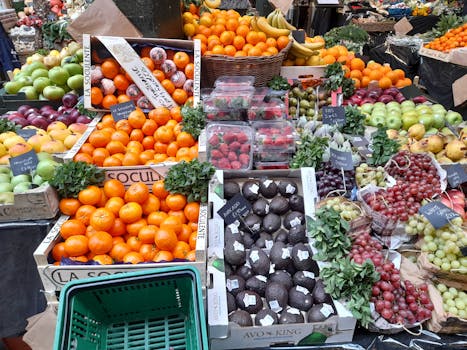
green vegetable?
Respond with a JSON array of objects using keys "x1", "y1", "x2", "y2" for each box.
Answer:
[
  {"x1": 49, "y1": 161, "x2": 105, "y2": 199},
  {"x1": 308, "y1": 207, "x2": 351, "y2": 261},
  {"x1": 323, "y1": 62, "x2": 355, "y2": 98},
  {"x1": 164, "y1": 159, "x2": 215, "y2": 203},
  {"x1": 181, "y1": 104, "x2": 206, "y2": 140},
  {"x1": 0, "y1": 118, "x2": 18, "y2": 133},
  {"x1": 290, "y1": 133, "x2": 328, "y2": 169},
  {"x1": 267, "y1": 75, "x2": 291, "y2": 91},
  {"x1": 340, "y1": 106, "x2": 365, "y2": 136},
  {"x1": 42, "y1": 20, "x2": 72, "y2": 49},
  {"x1": 367, "y1": 127, "x2": 400, "y2": 166},
  {"x1": 320, "y1": 258, "x2": 379, "y2": 327},
  {"x1": 77, "y1": 101, "x2": 98, "y2": 119},
  {"x1": 324, "y1": 25, "x2": 368, "y2": 53}
]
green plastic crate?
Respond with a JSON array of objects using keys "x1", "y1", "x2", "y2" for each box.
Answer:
[{"x1": 54, "y1": 266, "x2": 208, "y2": 350}]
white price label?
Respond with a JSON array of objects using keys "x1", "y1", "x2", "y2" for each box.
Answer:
[
  {"x1": 286, "y1": 184, "x2": 296, "y2": 194},
  {"x1": 297, "y1": 249, "x2": 310, "y2": 261},
  {"x1": 290, "y1": 217, "x2": 302, "y2": 228},
  {"x1": 244, "y1": 294, "x2": 257, "y2": 307},
  {"x1": 250, "y1": 184, "x2": 259, "y2": 194},
  {"x1": 263, "y1": 180, "x2": 274, "y2": 188},
  {"x1": 265, "y1": 204, "x2": 270, "y2": 214},
  {"x1": 260, "y1": 314, "x2": 275, "y2": 326},
  {"x1": 269, "y1": 300, "x2": 282, "y2": 312},
  {"x1": 256, "y1": 275, "x2": 267, "y2": 283},
  {"x1": 288, "y1": 307, "x2": 301, "y2": 315},
  {"x1": 265, "y1": 240, "x2": 274, "y2": 249},
  {"x1": 252, "y1": 223, "x2": 261, "y2": 232},
  {"x1": 303, "y1": 271, "x2": 315, "y2": 279},
  {"x1": 281, "y1": 248, "x2": 291, "y2": 259},
  {"x1": 320, "y1": 304, "x2": 334, "y2": 318},
  {"x1": 250, "y1": 250, "x2": 259, "y2": 263},
  {"x1": 228, "y1": 223, "x2": 239, "y2": 234},
  {"x1": 233, "y1": 241, "x2": 245, "y2": 252},
  {"x1": 296, "y1": 286, "x2": 309, "y2": 295},
  {"x1": 226, "y1": 279, "x2": 239, "y2": 291}
]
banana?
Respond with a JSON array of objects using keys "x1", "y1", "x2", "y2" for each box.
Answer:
[
  {"x1": 275, "y1": 11, "x2": 297, "y2": 31},
  {"x1": 290, "y1": 40, "x2": 317, "y2": 58},
  {"x1": 266, "y1": 10, "x2": 276, "y2": 26},
  {"x1": 271, "y1": 11, "x2": 281, "y2": 29},
  {"x1": 250, "y1": 16, "x2": 260, "y2": 32},
  {"x1": 255, "y1": 16, "x2": 290, "y2": 38},
  {"x1": 303, "y1": 42, "x2": 325, "y2": 50}
]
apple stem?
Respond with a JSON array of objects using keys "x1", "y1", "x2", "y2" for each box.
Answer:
[{"x1": 443, "y1": 190, "x2": 454, "y2": 209}]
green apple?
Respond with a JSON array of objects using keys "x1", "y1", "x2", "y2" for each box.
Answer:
[
  {"x1": 386, "y1": 101, "x2": 400, "y2": 111},
  {"x1": 416, "y1": 106, "x2": 432, "y2": 115},
  {"x1": 0, "y1": 192, "x2": 14, "y2": 204},
  {"x1": 37, "y1": 152, "x2": 54, "y2": 162},
  {"x1": 369, "y1": 115, "x2": 386, "y2": 127},
  {"x1": 48, "y1": 66, "x2": 70, "y2": 85},
  {"x1": 419, "y1": 114, "x2": 434, "y2": 129},
  {"x1": 10, "y1": 174, "x2": 31, "y2": 188},
  {"x1": 0, "y1": 167, "x2": 10, "y2": 175},
  {"x1": 67, "y1": 74, "x2": 83, "y2": 91},
  {"x1": 43, "y1": 86, "x2": 65, "y2": 101},
  {"x1": 16, "y1": 76, "x2": 33, "y2": 86},
  {"x1": 431, "y1": 104, "x2": 446, "y2": 114},
  {"x1": 31, "y1": 68, "x2": 49, "y2": 80},
  {"x1": 32, "y1": 174, "x2": 44, "y2": 186},
  {"x1": 0, "y1": 173, "x2": 10, "y2": 183},
  {"x1": 387, "y1": 109, "x2": 401, "y2": 118},
  {"x1": 373, "y1": 102, "x2": 386, "y2": 109},
  {"x1": 4, "y1": 81, "x2": 23, "y2": 94},
  {"x1": 35, "y1": 159, "x2": 58, "y2": 181},
  {"x1": 401, "y1": 100, "x2": 415, "y2": 109},
  {"x1": 19, "y1": 86, "x2": 38, "y2": 100},
  {"x1": 33, "y1": 77, "x2": 51, "y2": 93},
  {"x1": 425, "y1": 127, "x2": 439, "y2": 135},
  {"x1": 386, "y1": 115, "x2": 402, "y2": 130},
  {"x1": 0, "y1": 183, "x2": 13, "y2": 192},
  {"x1": 13, "y1": 182, "x2": 32, "y2": 193},
  {"x1": 75, "y1": 49, "x2": 83, "y2": 62},
  {"x1": 360, "y1": 103, "x2": 374, "y2": 114},
  {"x1": 24, "y1": 61, "x2": 47, "y2": 75},
  {"x1": 432, "y1": 112, "x2": 446, "y2": 129},
  {"x1": 58, "y1": 84, "x2": 72, "y2": 93},
  {"x1": 402, "y1": 114, "x2": 419, "y2": 130},
  {"x1": 63, "y1": 63, "x2": 83, "y2": 76},
  {"x1": 446, "y1": 111, "x2": 463, "y2": 126}
]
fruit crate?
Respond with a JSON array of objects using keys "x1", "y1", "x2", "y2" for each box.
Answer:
[
  {"x1": 54, "y1": 265, "x2": 208, "y2": 350},
  {"x1": 33, "y1": 201, "x2": 208, "y2": 294},
  {"x1": 0, "y1": 89, "x2": 63, "y2": 114}
]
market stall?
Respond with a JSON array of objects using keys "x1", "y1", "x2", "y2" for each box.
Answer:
[{"x1": 0, "y1": 0, "x2": 466, "y2": 349}]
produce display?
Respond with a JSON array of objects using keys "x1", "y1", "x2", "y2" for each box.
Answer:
[{"x1": 424, "y1": 22, "x2": 467, "y2": 52}]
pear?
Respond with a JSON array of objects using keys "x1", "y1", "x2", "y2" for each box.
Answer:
[
  {"x1": 408, "y1": 123, "x2": 426, "y2": 141},
  {"x1": 445, "y1": 140, "x2": 467, "y2": 162},
  {"x1": 426, "y1": 135, "x2": 444, "y2": 154}
]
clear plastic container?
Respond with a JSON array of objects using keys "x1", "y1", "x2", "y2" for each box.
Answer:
[
  {"x1": 252, "y1": 87, "x2": 270, "y2": 99},
  {"x1": 207, "y1": 122, "x2": 253, "y2": 170},
  {"x1": 200, "y1": 88, "x2": 214, "y2": 100},
  {"x1": 207, "y1": 87, "x2": 255, "y2": 109},
  {"x1": 253, "y1": 120, "x2": 298, "y2": 151},
  {"x1": 214, "y1": 75, "x2": 255, "y2": 90},
  {"x1": 255, "y1": 161, "x2": 290, "y2": 170},
  {"x1": 203, "y1": 102, "x2": 246, "y2": 121},
  {"x1": 254, "y1": 150, "x2": 293, "y2": 162},
  {"x1": 248, "y1": 97, "x2": 287, "y2": 121}
]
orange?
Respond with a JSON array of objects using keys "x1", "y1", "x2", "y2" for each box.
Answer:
[
  {"x1": 350, "y1": 70, "x2": 362, "y2": 80},
  {"x1": 220, "y1": 31, "x2": 234, "y2": 45},
  {"x1": 155, "y1": 126, "x2": 175, "y2": 143},
  {"x1": 91, "y1": 254, "x2": 113, "y2": 265},
  {"x1": 106, "y1": 140, "x2": 126, "y2": 155},
  {"x1": 153, "y1": 250, "x2": 174, "y2": 262},
  {"x1": 122, "y1": 152, "x2": 141, "y2": 166},
  {"x1": 160, "y1": 216, "x2": 183, "y2": 235},
  {"x1": 52, "y1": 242, "x2": 69, "y2": 262},
  {"x1": 172, "y1": 89, "x2": 188, "y2": 105},
  {"x1": 361, "y1": 76, "x2": 370, "y2": 88},
  {"x1": 161, "y1": 79, "x2": 175, "y2": 94},
  {"x1": 126, "y1": 218, "x2": 148, "y2": 237},
  {"x1": 173, "y1": 241, "x2": 191, "y2": 259},
  {"x1": 101, "y1": 95, "x2": 118, "y2": 109},
  {"x1": 103, "y1": 179, "x2": 126, "y2": 198},
  {"x1": 152, "y1": 180, "x2": 169, "y2": 200},
  {"x1": 147, "y1": 211, "x2": 168, "y2": 226},
  {"x1": 75, "y1": 205, "x2": 96, "y2": 226},
  {"x1": 189, "y1": 231, "x2": 197, "y2": 250},
  {"x1": 110, "y1": 242, "x2": 131, "y2": 262},
  {"x1": 91, "y1": 87, "x2": 104, "y2": 105},
  {"x1": 78, "y1": 185, "x2": 102, "y2": 206},
  {"x1": 224, "y1": 45, "x2": 236, "y2": 56},
  {"x1": 178, "y1": 224, "x2": 192, "y2": 242},
  {"x1": 60, "y1": 219, "x2": 86, "y2": 239},
  {"x1": 105, "y1": 197, "x2": 125, "y2": 216},
  {"x1": 393, "y1": 69, "x2": 405, "y2": 80},
  {"x1": 80, "y1": 143, "x2": 95, "y2": 156},
  {"x1": 148, "y1": 106, "x2": 171, "y2": 126},
  {"x1": 138, "y1": 225, "x2": 158, "y2": 244},
  {"x1": 101, "y1": 59, "x2": 120, "y2": 79},
  {"x1": 64, "y1": 235, "x2": 89, "y2": 257},
  {"x1": 369, "y1": 70, "x2": 383, "y2": 81},
  {"x1": 186, "y1": 250, "x2": 196, "y2": 262},
  {"x1": 152, "y1": 69, "x2": 165, "y2": 82},
  {"x1": 59, "y1": 198, "x2": 81, "y2": 216},
  {"x1": 246, "y1": 31, "x2": 260, "y2": 45},
  {"x1": 119, "y1": 202, "x2": 143, "y2": 223},
  {"x1": 89, "y1": 208, "x2": 115, "y2": 232},
  {"x1": 350, "y1": 58, "x2": 365, "y2": 71},
  {"x1": 139, "y1": 243, "x2": 158, "y2": 261},
  {"x1": 115, "y1": 119, "x2": 132, "y2": 134},
  {"x1": 184, "y1": 63, "x2": 195, "y2": 79},
  {"x1": 378, "y1": 77, "x2": 392, "y2": 89},
  {"x1": 247, "y1": 46, "x2": 262, "y2": 56},
  {"x1": 89, "y1": 130, "x2": 111, "y2": 148},
  {"x1": 141, "y1": 194, "x2": 161, "y2": 215},
  {"x1": 113, "y1": 74, "x2": 130, "y2": 91},
  {"x1": 88, "y1": 231, "x2": 113, "y2": 254},
  {"x1": 129, "y1": 129, "x2": 144, "y2": 142},
  {"x1": 322, "y1": 55, "x2": 336, "y2": 64},
  {"x1": 126, "y1": 236, "x2": 143, "y2": 252},
  {"x1": 236, "y1": 24, "x2": 249, "y2": 37},
  {"x1": 184, "y1": 202, "x2": 200, "y2": 223},
  {"x1": 165, "y1": 194, "x2": 187, "y2": 211},
  {"x1": 125, "y1": 182, "x2": 150, "y2": 204},
  {"x1": 276, "y1": 36, "x2": 289, "y2": 50},
  {"x1": 128, "y1": 109, "x2": 147, "y2": 129},
  {"x1": 154, "y1": 227, "x2": 178, "y2": 251},
  {"x1": 122, "y1": 251, "x2": 144, "y2": 264}
]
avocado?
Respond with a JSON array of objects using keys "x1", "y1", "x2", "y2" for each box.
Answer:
[
  {"x1": 224, "y1": 239, "x2": 246, "y2": 266},
  {"x1": 269, "y1": 270, "x2": 293, "y2": 290},
  {"x1": 255, "y1": 309, "x2": 279, "y2": 326},
  {"x1": 285, "y1": 262, "x2": 298, "y2": 276},
  {"x1": 289, "y1": 194, "x2": 305, "y2": 212},
  {"x1": 259, "y1": 178, "x2": 278, "y2": 198},
  {"x1": 269, "y1": 242, "x2": 291, "y2": 270},
  {"x1": 246, "y1": 275, "x2": 268, "y2": 297},
  {"x1": 225, "y1": 225, "x2": 243, "y2": 243},
  {"x1": 293, "y1": 271, "x2": 316, "y2": 291},
  {"x1": 262, "y1": 213, "x2": 282, "y2": 234},
  {"x1": 227, "y1": 292, "x2": 237, "y2": 313},
  {"x1": 252, "y1": 198, "x2": 270, "y2": 217},
  {"x1": 269, "y1": 196, "x2": 290, "y2": 215},
  {"x1": 288, "y1": 225, "x2": 307, "y2": 244},
  {"x1": 242, "y1": 232, "x2": 255, "y2": 249},
  {"x1": 254, "y1": 232, "x2": 273, "y2": 249},
  {"x1": 291, "y1": 243, "x2": 315, "y2": 271},
  {"x1": 265, "y1": 282, "x2": 288, "y2": 312},
  {"x1": 312, "y1": 280, "x2": 332, "y2": 304},
  {"x1": 274, "y1": 229, "x2": 288, "y2": 244},
  {"x1": 279, "y1": 307, "x2": 304, "y2": 324},
  {"x1": 242, "y1": 213, "x2": 262, "y2": 235},
  {"x1": 224, "y1": 262, "x2": 233, "y2": 277},
  {"x1": 242, "y1": 180, "x2": 260, "y2": 201},
  {"x1": 236, "y1": 265, "x2": 253, "y2": 281},
  {"x1": 236, "y1": 290, "x2": 263, "y2": 314},
  {"x1": 289, "y1": 286, "x2": 313, "y2": 311},
  {"x1": 307, "y1": 303, "x2": 336, "y2": 323},
  {"x1": 229, "y1": 310, "x2": 253, "y2": 327},
  {"x1": 226, "y1": 275, "x2": 245, "y2": 296},
  {"x1": 224, "y1": 180, "x2": 241, "y2": 200},
  {"x1": 278, "y1": 180, "x2": 298, "y2": 197},
  {"x1": 283, "y1": 211, "x2": 305, "y2": 229},
  {"x1": 248, "y1": 248, "x2": 270, "y2": 276}
]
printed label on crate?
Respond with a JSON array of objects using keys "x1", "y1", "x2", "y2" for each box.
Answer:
[
  {"x1": 330, "y1": 148, "x2": 353, "y2": 171},
  {"x1": 104, "y1": 165, "x2": 170, "y2": 187},
  {"x1": 322, "y1": 106, "x2": 346, "y2": 126},
  {"x1": 17, "y1": 128, "x2": 37, "y2": 140},
  {"x1": 446, "y1": 163, "x2": 467, "y2": 187},
  {"x1": 110, "y1": 101, "x2": 136, "y2": 121},
  {"x1": 217, "y1": 193, "x2": 252, "y2": 225},
  {"x1": 193, "y1": 39, "x2": 201, "y2": 108},
  {"x1": 419, "y1": 201, "x2": 460, "y2": 229},
  {"x1": 97, "y1": 36, "x2": 177, "y2": 108},
  {"x1": 9, "y1": 150, "x2": 38, "y2": 176}
]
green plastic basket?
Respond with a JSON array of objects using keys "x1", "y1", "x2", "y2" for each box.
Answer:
[{"x1": 54, "y1": 266, "x2": 208, "y2": 350}]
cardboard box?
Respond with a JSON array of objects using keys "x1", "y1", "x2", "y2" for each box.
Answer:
[
  {"x1": 33, "y1": 202, "x2": 208, "y2": 293},
  {"x1": 206, "y1": 169, "x2": 356, "y2": 348},
  {"x1": 83, "y1": 35, "x2": 201, "y2": 112},
  {"x1": 280, "y1": 65, "x2": 327, "y2": 80},
  {"x1": 419, "y1": 47, "x2": 467, "y2": 67},
  {"x1": 0, "y1": 184, "x2": 59, "y2": 222}
]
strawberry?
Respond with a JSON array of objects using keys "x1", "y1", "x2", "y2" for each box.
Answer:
[
  {"x1": 210, "y1": 149, "x2": 223, "y2": 159},
  {"x1": 219, "y1": 143, "x2": 229, "y2": 156},
  {"x1": 218, "y1": 158, "x2": 231, "y2": 169},
  {"x1": 236, "y1": 132, "x2": 249, "y2": 143},
  {"x1": 209, "y1": 134, "x2": 220, "y2": 147},
  {"x1": 229, "y1": 141, "x2": 241, "y2": 151},
  {"x1": 227, "y1": 151, "x2": 238, "y2": 161},
  {"x1": 231, "y1": 161, "x2": 242, "y2": 169},
  {"x1": 239, "y1": 154, "x2": 250, "y2": 166},
  {"x1": 223, "y1": 132, "x2": 237, "y2": 144},
  {"x1": 240, "y1": 144, "x2": 250, "y2": 153}
]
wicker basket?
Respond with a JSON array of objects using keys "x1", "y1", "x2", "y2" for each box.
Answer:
[
  {"x1": 201, "y1": 40, "x2": 292, "y2": 87},
  {"x1": 352, "y1": 19, "x2": 395, "y2": 33}
]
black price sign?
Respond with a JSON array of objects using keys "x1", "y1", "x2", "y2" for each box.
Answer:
[
  {"x1": 217, "y1": 193, "x2": 252, "y2": 225},
  {"x1": 419, "y1": 201, "x2": 460, "y2": 229},
  {"x1": 330, "y1": 148, "x2": 353, "y2": 171},
  {"x1": 17, "y1": 128, "x2": 37, "y2": 140},
  {"x1": 292, "y1": 30, "x2": 306, "y2": 43},
  {"x1": 446, "y1": 164, "x2": 467, "y2": 188},
  {"x1": 322, "y1": 106, "x2": 346, "y2": 126},
  {"x1": 350, "y1": 136, "x2": 372, "y2": 158},
  {"x1": 9, "y1": 150, "x2": 39, "y2": 176},
  {"x1": 110, "y1": 101, "x2": 136, "y2": 121}
]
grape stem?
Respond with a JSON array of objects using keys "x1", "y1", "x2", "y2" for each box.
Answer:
[
  {"x1": 384, "y1": 154, "x2": 411, "y2": 172},
  {"x1": 401, "y1": 323, "x2": 423, "y2": 336}
]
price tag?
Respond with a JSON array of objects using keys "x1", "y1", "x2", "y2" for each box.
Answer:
[
  {"x1": 322, "y1": 106, "x2": 345, "y2": 126},
  {"x1": 350, "y1": 136, "x2": 369, "y2": 147},
  {"x1": 109, "y1": 101, "x2": 136, "y2": 121},
  {"x1": 394, "y1": 17, "x2": 413, "y2": 35},
  {"x1": 419, "y1": 201, "x2": 460, "y2": 229},
  {"x1": 217, "y1": 193, "x2": 252, "y2": 225},
  {"x1": 330, "y1": 148, "x2": 354, "y2": 171},
  {"x1": 446, "y1": 164, "x2": 467, "y2": 188},
  {"x1": 16, "y1": 128, "x2": 37, "y2": 140},
  {"x1": 9, "y1": 150, "x2": 38, "y2": 176},
  {"x1": 292, "y1": 30, "x2": 306, "y2": 44}
]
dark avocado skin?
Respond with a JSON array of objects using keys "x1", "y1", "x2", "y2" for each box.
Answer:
[
  {"x1": 224, "y1": 239, "x2": 246, "y2": 266},
  {"x1": 283, "y1": 211, "x2": 305, "y2": 229},
  {"x1": 259, "y1": 179, "x2": 278, "y2": 198},
  {"x1": 248, "y1": 248, "x2": 270, "y2": 276},
  {"x1": 263, "y1": 213, "x2": 281, "y2": 234},
  {"x1": 288, "y1": 286, "x2": 314, "y2": 311},
  {"x1": 236, "y1": 265, "x2": 253, "y2": 281},
  {"x1": 293, "y1": 271, "x2": 316, "y2": 291},
  {"x1": 229, "y1": 310, "x2": 253, "y2": 327},
  {"x1": 227, "y1": 292, "x2": 237, "y2": 313},
  {"x1": 269, "y1": 196, "x2": 289, "y2": 215},
  {"x1": 278, "y1": 180, "x2": 298, "y2": 197},
  {"x1": 279, "y1": 309, "x2": 304, "y2": 324},
  {"x1": 252, "y1": 198, "x2": 270, "y2": 216},
  {"x1": 226, "y1": 274, "x2": 245, "y2": 296},
  {"x1": 255, "y1": 309, "x2": 279, "y2": 326},
  {"x1": 289, "y1": 194, "x2": 305, "y2": 212},
  {"x1": 288, "y1": 225, "x2": 307, "y2": 244},
  {"x1": 246, "y1": 276, "x2": 267, "y2": 297},
  {"x1": 265, "y1": 282, "x2": 288, "y2": 310},
  {"x1": 224, "y1": 181, "x2": 240, "y2": 199},
  {"x1": 269, "y1": 242, "x2": 291, "y2": 270},
  {"x1": 236, "y1": 290, "x2": 263, "y2": 314},
  {"x1": 242, "y1": 180, "x2": 260, "y2": 201},
  {"x1": 269, "y1": 270, "x2": 293, "y2": 290}
]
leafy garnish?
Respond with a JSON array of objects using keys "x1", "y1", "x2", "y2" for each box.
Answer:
[
  {"x1": 163, "y1": 159, "x2": 215, "y2": 203},
  {"x1": 49, "y1": 161, "x2": 105, "y2": 199},
  {"x1": 77, "y1": 102, "x2": 97, "y2": 118},
  {"x1": 323, "y1": 62, "x2": 355, "y2": 98},
  {"x1": 0, "y1": 118, "x2": 19, "y2": 133},
  {"x1": 290, "y1": 133, "x2": 328, "y2": 169},
  {"x1": 367, "y1": 127, "x2": 400, "y2": 166},
  {"x1": 267, "y1": 75, "x2": 291, "y2": 91},
  {"x1": 181, "y1": 104, "x2": 206, "y2": 140},
  {"x1": 340, "y1": 105, "x2": 365, "y2": 136},
  {"x1": 320, "y1": 258, "x2": 380, "y2": 327}
]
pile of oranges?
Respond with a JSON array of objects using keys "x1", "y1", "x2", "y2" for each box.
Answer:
[
  {"x1": 54, "y1": 179, "x2": 200, "y2": 264},
  {"x1": 74, "y1": 106, "x2": 198, "y2": 166},
  {"x1": 424, "y1": 23, "x2": 467, "y2": 52},
  {"x1": 182, "y1": 7, "x2": 290, "y2": 57}
]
